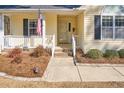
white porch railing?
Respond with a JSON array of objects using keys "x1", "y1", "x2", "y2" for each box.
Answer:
[
  {"x1": 45, "y1": 34, "x2": 55, "y2": 57},
  {"x1": 4, "y1": 35, "x2": 42, "y2": 48},
  {"x1": 74, "y1": 35, "x2": 79, "y2": 47},
  {"x1": 72, "y1": 34, "x2": 76, "y2": 57},
  {"x1": 51, "y1": 35, "x2": 55, "y2": 57},
  {"x1": 72, "y1": 34, "x2": 76, "y2": 65},
  {"x1": 4, "y1": 35, "x2": 55, "y2": 57}
]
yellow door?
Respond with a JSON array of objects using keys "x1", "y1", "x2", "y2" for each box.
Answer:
[
  {"x1": 58, "y1": 16, "x2": 76, "y2": 44},
  {"x1": 58, "y1": 20, "x2": 68, "y2": 43}
]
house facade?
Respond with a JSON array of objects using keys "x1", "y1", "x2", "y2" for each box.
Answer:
[{"x1": 0, "y1": 5, "x2": 124, "y2": 53}]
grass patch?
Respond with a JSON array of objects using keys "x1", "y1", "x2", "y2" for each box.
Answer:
[{"x1": 0, "y1": 77, "x2": 123, "y2": 88}]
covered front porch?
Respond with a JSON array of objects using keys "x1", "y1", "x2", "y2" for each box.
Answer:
[{"x1": 0, "y1": 9, "x2": 84, "y2": 55}]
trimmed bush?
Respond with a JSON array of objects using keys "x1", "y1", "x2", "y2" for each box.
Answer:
[
  {"x1": 118, "y1": 49, "x2": 124, "y2": 58},
  {"x1": 104, "y1": 50, "x2": 119, "y2": 58},
  {"x1": 86, "y1": 49, "x2": 103, "y2": 59},
  {"x1": 8, "y1": 48, "x2": 22, "y2": 58},
  {"x1": 30, "y1": 45, "x2": 50, "y2": 57}
]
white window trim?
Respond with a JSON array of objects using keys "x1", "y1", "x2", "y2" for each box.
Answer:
[
  {"x1": 28, "y1": 19, "x2": 37, "y2": 36},
  {"x1": 113, "y1": 16, "x2": 115, "y2": 40},
  {"x1": 28, "y1": 19, "x2": 29, "y2": 36},
  {"x1": 101, "y1": 15, "x2": 124, "y2": 40},
  {"x1": 3, "y1": 14, "x2": 11, "y2": 35},
  {"x1": 101, "y1": 15, "x2": 102, "y2": 40}
]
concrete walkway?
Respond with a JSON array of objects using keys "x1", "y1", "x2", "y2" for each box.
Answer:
[
  {"x1": 77, "y1": 64, "x2": 124, "y2": 82},
  {"x1": 43, "y1": 56, "x2": 124, "y2": 82},
  {"x1": 42, "y1": 57, "x2": 81, "y2": 82}
]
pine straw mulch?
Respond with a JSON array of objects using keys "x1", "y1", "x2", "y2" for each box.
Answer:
[
  {"x1": 0, "y1": 51, "x2": 50, "y2": 77},
  {"x1": 76, "y1": 48, "x2": 124, "y2": 64}
]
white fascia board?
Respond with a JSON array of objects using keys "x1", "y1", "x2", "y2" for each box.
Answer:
[
  {"x1": 0, "y1": 8, "x2": 86, "y2": 12},
  {"x1": 101, "y1": 13, "x2": 124, "y2": 16},
  {"x1": 0, "y1": 9, "x2": 75, "y2": 11}
]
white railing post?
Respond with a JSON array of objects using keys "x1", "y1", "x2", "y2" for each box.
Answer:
[
  {"x1": 4, "y1": 34, "x2": 56, "y2": 57},
  {"x1": 52, "y1": 34, "x2": 55, "y2": 57},
  {"x1": 72, "y1": 35, "x2": 76, "y2": 57},
  {"x1": 72, "y1": 34, "x2": 76, "y2": 65},
  {"x1": 0, "y1": 14, "x2": 4, "y2": 53}
]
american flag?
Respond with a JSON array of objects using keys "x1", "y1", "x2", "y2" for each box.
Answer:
[{"x1": 37, "y1": 15, "x2": 42, "y2": 36}]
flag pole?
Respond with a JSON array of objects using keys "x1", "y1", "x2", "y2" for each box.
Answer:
[
  {"x1": 37, "y1": 8, "x2": 45, "y2": 48},
  {"x1": 37, "y1": 9, "x2": 42, "y2": 46},
  {"x1": 42, "y1": 13, "x2": 46, "y2": 48}
]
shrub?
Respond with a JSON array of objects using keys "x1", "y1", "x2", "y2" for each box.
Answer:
[
  {"x1": 104, "y1": 50, "x2": 119, "y2": 58},
  {"x1": 8, "y1": 48, "x2": 22, "y2": 58},
  {"x1": 11, "y1": 56, "x2": 22, "y2": 64},
  {"x1": 118, "y1": 49, "x2": 124, "y2": 58},
  {"x1": 30, "y1": 45, "x2": 50, "y2": 57},
  {"x1": 86, "y1": 49, "x2": 103, "y2": 59}
]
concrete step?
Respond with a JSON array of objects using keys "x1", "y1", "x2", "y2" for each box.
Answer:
[
  {"x1": 55, "y1": 47, "x2": 63, "y2": 50},
  {"x1": 54, "y1": 46, "x2": 72, "y2": 57},
  {"x1": 55, "y1": 47, "x2": 70, "y2": 51},
  {"x1": 55, "y1": 49, "x2": 63, "y2": 52},
  {"x1": 55, "y1": 52, "x2": 69, "y2": 57}
]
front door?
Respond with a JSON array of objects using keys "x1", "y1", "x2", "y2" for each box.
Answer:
[{"x1": 58, "y1": 16, "x2": 76, "y2": 44}]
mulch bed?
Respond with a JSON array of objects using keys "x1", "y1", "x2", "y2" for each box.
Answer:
[
  {"x1": 0, "y1": 51, "x2": 50, "y2": 77},
  {"x1": 76, "y1": 48, "x2": 124, "y2": 64}
]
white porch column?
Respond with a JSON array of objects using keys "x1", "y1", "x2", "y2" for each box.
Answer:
[
  {"x1": 42, "y1": 14, "x2": 46, "y2": 48},
  {"x1": 0, "y1": 14, "x2": 4, "y2": 53}
]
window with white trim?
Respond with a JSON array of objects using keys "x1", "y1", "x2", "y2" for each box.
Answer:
[
  {"x1": 28, "y1": 19, "x2": 37, "y2": 36},
  {"x1": 115, "y1": 16, "x2": 124, "y2": 39},
  {"x1": 102, "y1": 16, "x2": 113, "y2": 39},
  {"x1": 101, "y1": 15, "x2": 124, "y2": 40}
]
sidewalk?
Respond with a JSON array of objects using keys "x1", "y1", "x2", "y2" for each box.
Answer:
[
  {"x1": 42, "y1": 57, "x2": 81, "y2": 82},
  {"x1": 43, "y1": 57, "x2": 124, "y2": 82},
  {"x1": 77, "y1": 63, "x2": 124, "y2": 81}
]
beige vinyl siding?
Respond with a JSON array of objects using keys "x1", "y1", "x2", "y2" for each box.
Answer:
[
  {"x1": 83, "y1": 6, "x2": 124, "y2": 53},
  {"x1": 83, "y1": 6, "x2": 103, "y2": 53},
  {"x1": 77, "y1": 12, "x2": 84, "y2": 48}
]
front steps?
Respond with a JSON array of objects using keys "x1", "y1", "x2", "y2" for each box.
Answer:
[{"x1": 54, "y1": 47, "x2": 72, "y2": 57}]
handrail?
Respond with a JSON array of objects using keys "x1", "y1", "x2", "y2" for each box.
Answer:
[
  {"x1": 51, "y1": 34, "x2": 55, "y2": 57},
  {"x1": 4, "y1": 35, "x2": 55, "y2": 57},
  {"x1": 72, "y1": 34, "x2": 76, "y2": 65}
]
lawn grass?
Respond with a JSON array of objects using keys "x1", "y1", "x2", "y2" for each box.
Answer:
[{"x1": 0, "y1": 77, "x2": 124, "y2": 88}]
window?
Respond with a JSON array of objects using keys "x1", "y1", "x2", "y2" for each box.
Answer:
[
  {"x1": 101, "y1": 15, "x2": 124, "y2": 40},
  {"x1": 115, "y1": 16, "x2": 124, "y2": 39},
  {"x1": 28, "y1": 19, "x2": 37, "y2": 36},
  {"x1": 68, "y1": 22, "x2": 71, "y2": 32},
  {"x1": 4, "y1": 15, "x2": 10, "y2": 35},
  {"x1": 102, "y1": 16, "x2": 113, "y2": 39}
]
